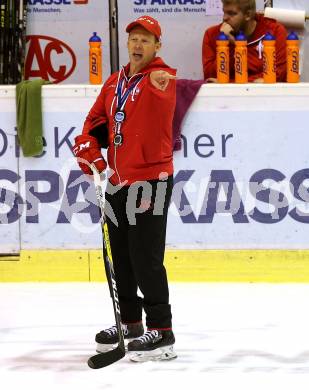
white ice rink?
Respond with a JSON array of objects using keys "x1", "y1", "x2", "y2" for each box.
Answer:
[{"x1": 2, "y1": 282, "x2": 309, "y2": 390}]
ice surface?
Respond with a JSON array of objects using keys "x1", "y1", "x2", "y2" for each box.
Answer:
[{"x1": 1, "y1": 282, "x2": 309, "y2": 390}]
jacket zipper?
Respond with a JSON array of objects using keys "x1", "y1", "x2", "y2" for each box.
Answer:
[
  {"x1": 112, "y1": 70, "x2": 144, "y2": 185},
  {"x1": 114, "y1": 145, "x2": 122, "y2": 185}
]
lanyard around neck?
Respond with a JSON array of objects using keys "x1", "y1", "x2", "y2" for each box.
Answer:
[{"x1": 116, "y1": 75, "x2": 143, "y2": 111}]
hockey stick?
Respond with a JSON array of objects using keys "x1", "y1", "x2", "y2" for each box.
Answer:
[{"x1": 87, "y1": 167, "x2": 125, "y2": 369}]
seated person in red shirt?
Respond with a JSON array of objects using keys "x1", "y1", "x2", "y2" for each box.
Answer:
[{"x1": 202, "y1": 0, "x2": 287, "y2": 82}]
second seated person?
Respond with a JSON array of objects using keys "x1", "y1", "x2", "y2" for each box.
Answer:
[{"x1": 202, "y1": 0, "x2": 287, "y2": 82}]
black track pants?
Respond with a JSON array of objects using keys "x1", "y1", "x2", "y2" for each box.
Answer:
[{"x1": 105, "y1": 176, "x2": 173, "y2": 329}]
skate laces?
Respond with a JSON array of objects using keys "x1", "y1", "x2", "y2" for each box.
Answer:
[
  {"x1": 104, "y1": 325, "x2": 118, "y2": 336},
  {"x1": 136, "y1": 330, "x2": 159, "y2": 344}
]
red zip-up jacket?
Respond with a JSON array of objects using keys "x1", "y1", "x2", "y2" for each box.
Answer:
[
  {"x1": 82, "y1": 57, "x2": 176, "y2": 185},
  {"x1": 202, "y1": 14, "x2": 287, "y2": 82}
]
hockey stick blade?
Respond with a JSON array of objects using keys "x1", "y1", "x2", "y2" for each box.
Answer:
[{"x1": 88, "y1": 345, "x2": 125, "y2": 369}]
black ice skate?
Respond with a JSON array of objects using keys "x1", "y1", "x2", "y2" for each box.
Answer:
[
  {"x1": 127, "y1": 329, "x2": 177, "y2": 362},
  {"x1": 95, "y1": 322, "x2": 144, "y2": 353}
]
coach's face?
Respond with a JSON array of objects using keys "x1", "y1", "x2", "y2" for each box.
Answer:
[{"x1": 127, "y1": 27, "x2": 161, "y2": 73}]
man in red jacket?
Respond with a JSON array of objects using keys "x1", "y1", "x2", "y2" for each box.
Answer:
[
  {"x1": 72, "y1": 16, "x2": 177, "y2": 362},
  {"x1": 202, "y1": 0, "x2": 287, "y2": 82}
]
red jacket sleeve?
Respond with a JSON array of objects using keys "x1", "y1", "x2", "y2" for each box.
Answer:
[
  {"x1": 274, "y1": 22, "x2": 287, "y2": 82},
  {"x1": 146, "y1": 68, "x2": 177, "y2": 101},
  {"x1": 202, "y1": 28, "x2": 217, "y2": 80}
]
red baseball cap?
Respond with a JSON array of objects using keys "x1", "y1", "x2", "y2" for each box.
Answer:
[{"x1": 126, "y1": 15, "x2": 162, "y2": 40}]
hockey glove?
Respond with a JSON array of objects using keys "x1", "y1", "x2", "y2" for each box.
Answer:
[{"x1": 72, "y1": 134, "x2": 107, "y2": 175}]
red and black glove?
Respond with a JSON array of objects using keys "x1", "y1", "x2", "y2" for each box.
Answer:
[{"x1": 72, "y1": 134, "x2": 107, "y2": 175}]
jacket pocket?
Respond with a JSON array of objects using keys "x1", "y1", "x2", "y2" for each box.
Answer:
[{"x1": 141, "y1": 127, "x2": 163, "y2": 164}]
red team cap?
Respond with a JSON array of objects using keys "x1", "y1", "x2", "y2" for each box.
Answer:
[{"x1": 126, "y1": 15, "x2": 162, "y2": 40}]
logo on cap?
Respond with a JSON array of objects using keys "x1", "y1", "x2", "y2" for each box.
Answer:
[
  {"x1": 136, "y1": 16, "x2": 155, "y2": 25},
  {"x1": 126, "y1": 15, "x2": 161, "y2": 40}
]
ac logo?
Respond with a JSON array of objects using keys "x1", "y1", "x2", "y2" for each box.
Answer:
[{"x1": 25, "y1": 35, "x2": 77, "y2": 83}]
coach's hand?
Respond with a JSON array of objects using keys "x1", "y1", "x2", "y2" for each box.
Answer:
[
  {"x1": 150, "y1": 70, "x2": 177, "y2": 91},
  {"x1": 72, "y1": 134, "x2": 107, "y2": 175}
]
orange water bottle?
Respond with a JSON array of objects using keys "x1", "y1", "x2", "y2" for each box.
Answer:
[
  {"x1": 216, "y1": 32, "x2": 229, "y2": 83},
  {"x1": 234, "y1": 31, "x2": 248, "y2": 83},
  {"x1": 263, "y1": 32, "x2": 276, "y2": 83},
  {"x1": 286, "y1": 31, "x2": 299, "y2": 83},
  {"x1": 89, "y1": 32, "x2": 102, "y2": 84}
]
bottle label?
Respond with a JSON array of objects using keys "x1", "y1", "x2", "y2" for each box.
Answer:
[
  {"x1": 263, "y1": 51, "x2": 276, "y2": 75},
  {"x1": 235, "y1": 52, "x2": 243, "y2": 75},
  {"x1": 272, "y1": 51, "x2": 276, "y2": 73},
  {"x1": 219, "y1": 51, "x2": 228, "y2": 75},
  {"x1": 91, "y1": 53, "x2": 98, "y2": 76},
  {"x1": 262, "y1": 53, "x2": 267, "y2": 74},
  {"x1": 288, "y1": 49, "x2": 299, "y2": 74}
]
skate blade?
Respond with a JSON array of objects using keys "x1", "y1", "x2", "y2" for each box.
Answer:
[
  {"x1": 96, "y1": 343, "x2": 116, "y2": 353},
  {"x1": 96, "y1": 339, "x2": 133, "y2": 353},
  {"x1": 129, "y1": 345, "x2": 177, "y2": 362}
]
